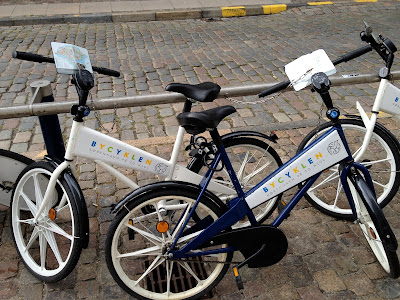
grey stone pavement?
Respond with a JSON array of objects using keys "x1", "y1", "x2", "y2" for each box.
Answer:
[
  {"x1": 0, "y1": 0, "x2": 398, "y2": 25},
  {"x1": 1, "y1": 3, "x2": 400, "y2": 300}
]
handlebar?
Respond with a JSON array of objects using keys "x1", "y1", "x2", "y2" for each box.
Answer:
[
  {"x1": 258, "y1": 45, "x2": 373, "y2": 98},
  {"x1": 12, "y1": 50, "x2": 121, "y2": 77},
  {"x1": 258, "y1": 42, "x2": 389, "y2": 98}
]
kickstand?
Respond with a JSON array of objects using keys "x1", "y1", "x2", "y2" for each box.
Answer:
[{"x1": 232, "y1": 244, "x2": 266, "y2": 290}]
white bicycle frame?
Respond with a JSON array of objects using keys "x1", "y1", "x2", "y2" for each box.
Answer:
[
  {"x1": 33, "y1": 121, "x2": 236, "y2": 223},
  {"x1": 353, "y1": 78, "x2": 400, "y2": 162}
]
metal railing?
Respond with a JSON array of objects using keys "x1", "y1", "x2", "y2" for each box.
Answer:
[{"x1": 0, "y1": 70, "x2": 398, "y2": 120}]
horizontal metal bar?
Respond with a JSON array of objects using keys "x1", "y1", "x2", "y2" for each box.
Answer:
[{"x1": 0, "y1": 70, "x2": 399, "y2": 120}]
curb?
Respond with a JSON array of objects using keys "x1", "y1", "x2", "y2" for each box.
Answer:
[{"x1": 0, "y1": 1, "x2": 398, "y2": 26}]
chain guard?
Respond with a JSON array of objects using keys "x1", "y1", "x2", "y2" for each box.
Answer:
[{"x1": 202, "y1": 225, "x2": 288, "y2": 268}]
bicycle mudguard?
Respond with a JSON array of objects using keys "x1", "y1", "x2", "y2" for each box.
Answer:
[
  {"x1": 346, "y1": 170, "x2": 398, "y2": 251},
  {"x1": 111, "y1": 181, "x2": 227, "y2": 215},
  {"x1": 344, "y1": 114, "x2": 400, "y2": 151},
  {"x1": 221, "y1": 130, "x2": 278, "y2": 143},
  {"x1": 45, "y1": 157, "x2": 89, "y2": 249},
  {"x1": 187, "y1": 130, "x2": 279, "y2": 172}
]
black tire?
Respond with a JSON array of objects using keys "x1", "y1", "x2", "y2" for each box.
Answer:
[
  {"x1": 105, "y1": 188, "x2": 233, "y2": 300},
  {"x1": 297, "y1": 118, "x2": 400, "y2": 220},
  {"x1": 188, "y1": 136, "x2": 282, "y2": 226},
  {"x1": 10, "y1": 161, "x2": 82, "y2": 282},
  {"x1": 350, "y1": 173, "x2": 400, "y2": 278},
  {"x1": 0, "y1": 149, "x2": 33, "y2": 207}
]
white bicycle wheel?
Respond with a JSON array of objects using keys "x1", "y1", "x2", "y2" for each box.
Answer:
[
  {"x1": 106, "y1": 188, "x2": 232, "y2": 300},
  {"x1": 188, "y1": 136, "x2": 282, "y2": 227},
  {"x1": 298, "y1": 119, "x2": 400, "y2": 219},
  {"x1": 349, "y1": 176, "x2": 399, "y2": 278},
  {"x1": 11, "y1": 161, "x2": 82, "y2": 282}
]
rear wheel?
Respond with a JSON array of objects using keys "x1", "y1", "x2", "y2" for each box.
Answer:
[
  {"x1": 0, "y1": 149, "x2": 33, "y2": 208},
  {"x1": 10, "y1": 161, "x2": 82, "y2": 282},
  {"x1": 188, "y1": 136, "x2": 282, "y2": 227},
  {"x1": 106, "y1": 188, "x2": 232, "y2": 300}
]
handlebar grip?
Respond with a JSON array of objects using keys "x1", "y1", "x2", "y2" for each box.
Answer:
[
  {"x1": 92, "y1": 66, "x2": 120, "y2": 77},
  {"x1": 13, "y1": 51, "x2": 120, "y2": 77},
  {"x1": 332, "y1": 45, "x2": 372, "y2": 66},
  {"x1": 258, "y1": 80, "x2": 290, "y2": 98},
  {"x1": 12, "y1": 51, "x2": 55, "y2": 64}
]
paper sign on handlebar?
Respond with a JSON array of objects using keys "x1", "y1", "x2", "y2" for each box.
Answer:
[
  {"x1": 51, "y1": 42, "x2": 93, "y2": 75},
  {"x1": 285, "y1": 49, "x2": 336, "y2": 91}
]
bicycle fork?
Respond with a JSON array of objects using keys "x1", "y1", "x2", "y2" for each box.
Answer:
[{"x1": 33, "y1": 161, "x2": 70, "y2": 224}]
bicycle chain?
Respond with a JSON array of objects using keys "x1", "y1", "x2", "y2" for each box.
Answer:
[{"x1": 169, "y1": 257, "x2": 241, "y2": 265}]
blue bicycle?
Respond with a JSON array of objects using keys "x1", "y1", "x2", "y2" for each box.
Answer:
[{"x1": 105, "y1": 37, "x2": 400, "y2": 300}]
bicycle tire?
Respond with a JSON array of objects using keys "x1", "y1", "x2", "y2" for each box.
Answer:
[
  {"x1": 349, "y1": 173, "x2": 400, "y2": 278},
  {"x1": 297, "y1": 118, "x2": 400, "y2": 220},
  {"x1": 10, "y1": 161, "x2": 82, "y2": 282},
  {"x1": 188, "y1": 136, "x2": 282, "y2": 226},
  {"x1": 0, "y1": 149, "x2": 33, "y2": 207},
  {"x1": 105, "y1": 187, "x2": 233, "y2": 300}
]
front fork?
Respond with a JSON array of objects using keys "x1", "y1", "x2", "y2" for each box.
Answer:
[
  {"x1": 340, "y1": 161, "x2": 376, "y2": 220},
  {"x1": 33, "y1": 161, "x2": 71, "y2": 223}
]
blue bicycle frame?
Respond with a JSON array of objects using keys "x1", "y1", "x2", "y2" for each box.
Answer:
[{"x1": 169, "y1": 122, "x2": 376, "y2": 259}]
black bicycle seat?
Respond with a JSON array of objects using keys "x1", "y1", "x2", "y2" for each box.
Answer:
[
  {"x1": 165, "y1": 82, "x2": 221, "y2": 102},
  {"x1": 177, "y1": 105, "x2": 236, "y2": 135}
]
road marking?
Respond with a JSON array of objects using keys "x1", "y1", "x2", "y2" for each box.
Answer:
[
  {"x1": 221, "y1": 6, "x2": 246, "y2": 17},
  {"x1": 308, "y1": 1, "x2": 333, "y2": 5},
  {"x1": 263, "y1": 4, "x2": 287, "y2": 14}
]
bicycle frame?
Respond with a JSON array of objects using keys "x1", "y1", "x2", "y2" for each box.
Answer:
[
  {"x1": 169, "y1": 121, "x2": 376, "y2": 259},
  {"x1": 32, "y1": 120, "x2": 237, "y2": 223},
  {"x1": 353, "y1": 78, "x2": 400, "y2": 162}
]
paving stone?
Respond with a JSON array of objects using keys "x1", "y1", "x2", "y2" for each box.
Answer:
[{"x1": 314, "y1": 269, "x2": 346, "y2": 293}]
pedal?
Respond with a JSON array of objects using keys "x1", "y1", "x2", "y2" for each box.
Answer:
[
  {"x1": 277, "y1": 199, "x2": 290, "y2": 219},
  {"x1": 232, "y1": 267, "x2": 244, "y2": 290}
]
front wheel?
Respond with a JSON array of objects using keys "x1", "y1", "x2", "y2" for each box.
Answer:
[
  {"x1": 297, "y1": 118, "x2": 400, "y2": 219},
  {"x1": 349, "y1": 174, "x2": 400, "y2": 278},
  {"x1": 10, "y1": 161, "x2": 82, "y2": 282},
  {"x1": 105, "y1": 188, "x2": 232, "y2": 300}
]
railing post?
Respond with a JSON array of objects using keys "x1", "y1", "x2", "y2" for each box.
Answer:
[{"x1": 30, "y1": 80, "x2": 65, "y2": 162}]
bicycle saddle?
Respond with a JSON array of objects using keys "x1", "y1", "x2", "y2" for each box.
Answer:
[
  {"x1": 165, "y1": 82, "x2": 221, "y2": 102},
  {"x1": 177, "y1": 105, "x2": 236, "y2": 135}
]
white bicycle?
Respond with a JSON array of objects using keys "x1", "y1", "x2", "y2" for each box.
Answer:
[
  {"x1": 296, "y1": 23, "x2": 400, "y2": 219},
  {"x1": 9, "y1": 44, "x2": 282, "y2": 282}
]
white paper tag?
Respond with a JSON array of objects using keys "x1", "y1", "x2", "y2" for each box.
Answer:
[{"x1": 285, "y1": 49, "x2": 336, "y2": 91}]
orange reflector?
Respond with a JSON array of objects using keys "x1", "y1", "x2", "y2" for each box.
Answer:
[
  {"x1": 233, "y1": 267, "x2": 239, "y2": 277},
  {"x1": 129, "y1": 219, "x2": 133, "y2": 226},
  {"x1": 48, "y1": 208, "x2": 57, "y2": 220},
  {"x1": 156, "y1": 221, "x2": 169, "y2": 233},
  {"x1": 369, "y1": 227, "x2": 377, "y2": 239}
]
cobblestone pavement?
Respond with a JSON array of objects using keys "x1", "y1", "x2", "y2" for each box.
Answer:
[{"x1": 0, "y1": 4, "x2": 400, "y2": 300}]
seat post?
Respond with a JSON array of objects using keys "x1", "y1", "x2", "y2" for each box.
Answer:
[
  {"x1": 182, "y1": 98, "x2": 193, "y2": 113},
  {"x1": 209, "y1": 128, "x2": 223, "y2": 147}
]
